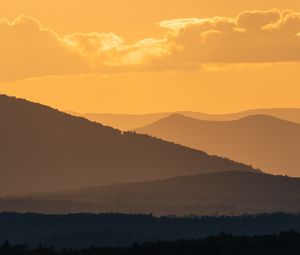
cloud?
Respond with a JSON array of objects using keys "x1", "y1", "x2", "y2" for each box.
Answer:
[
  {"x1": 160, "y1": 18, "x2": 209, "y2": 30},
  {"x1": 237, "y1": 10, "x2": 280, "y2": 31},
  {"x1": 2, "y1": 10, "x2": 300, "y2": 81},
  {"x1": 159, "y1": 9, "x2": 300, "y2": 65},
  {"x1": 0, "y1": 15, "x2": 170, "y2": 81},
  {"x1": 0, "y1": 15, "x2": 89, "y2": 82}
]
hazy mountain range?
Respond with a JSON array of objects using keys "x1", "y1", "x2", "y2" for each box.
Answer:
[
  {"x1": 136, "y1": 114, "x2": 300, "y2": 176},
  {"x1": 0, "y1": 95, "x2": 257, "y2": 196},
  {"x1": 75, "y1": 108, "x2": 300, "y2": 131}
]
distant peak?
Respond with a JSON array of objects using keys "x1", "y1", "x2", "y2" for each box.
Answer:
[
  {"x1": 163, "y1": 113, "x2": 200, "y2": 122},
  {"x1": 167, "y1": 113, "x2": 189, "y2": 119}
]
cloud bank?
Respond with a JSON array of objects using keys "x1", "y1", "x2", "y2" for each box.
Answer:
[{"x1": 1, "y1": 10, "x2": 300, "y2": 81}]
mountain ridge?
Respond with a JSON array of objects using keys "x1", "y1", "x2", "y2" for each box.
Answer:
[
  {"x1": 73, "y1": 108, "x2": 300, "y2": 130},
  {"x1": 24, "y1": 171, "x2": 300, "y2": 215}
]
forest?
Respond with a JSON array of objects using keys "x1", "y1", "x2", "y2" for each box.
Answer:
[
  {"x1": 1, "y1": 231, "x2": 300, "y2": 255},
  {"x1": 1, "y1": 212, "x2": 300, "y2": 248}
]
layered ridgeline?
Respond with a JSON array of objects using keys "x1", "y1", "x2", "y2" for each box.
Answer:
[
  {"x1": 136, "y1": 114, "x2": 300, "y2": 177},
  {"x1": 0, "y1": 95, "x2": 257, "y2": 196},
  {"x1": 7, "y1": 171, "x2": 300, "y2": 215},
  {"x1": 79, "y1": 108, "x2": 300, "y2": 130}
]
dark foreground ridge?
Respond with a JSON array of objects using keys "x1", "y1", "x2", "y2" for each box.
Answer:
[
  {"x1": 1, "y1": 212, "x2": 300, "y2": 248},
  {"x1": 1, "y1": 232, "x2": 300, "y2": 255}
]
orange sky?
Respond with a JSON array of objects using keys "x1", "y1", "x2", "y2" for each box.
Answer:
[{"x1": 1, "y1": 1, "x2": 300, "y2": 114}]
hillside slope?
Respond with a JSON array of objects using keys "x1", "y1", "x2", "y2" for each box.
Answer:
[{"x1": 0, "y1": 95, "x2": 257, "y2": 195}]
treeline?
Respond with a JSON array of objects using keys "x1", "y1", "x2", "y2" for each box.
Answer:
[
  {"x1": 1, "y1": 212, "x2": 300, "y2": 248},
  {"x1": 1, "y1": 232, "x2": 300, "y2": 255}
]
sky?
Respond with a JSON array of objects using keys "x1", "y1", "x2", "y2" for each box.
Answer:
[{"x1": 1, "y1": 0, "x2": 300, "y2": 114}]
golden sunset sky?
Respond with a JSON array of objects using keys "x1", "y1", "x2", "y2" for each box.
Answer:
[{"x1": 1, "y1": 0, "x2": 300, "y2": 114}]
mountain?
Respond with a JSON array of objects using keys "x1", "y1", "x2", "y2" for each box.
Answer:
[
  {"x1": 79, "y1": 108, "x2": 300, "y2": 130},
  {"x1": 136, "y1": 114, "x2": 300, "y2": 176},
  {"x1": 0, "y1": 95, "x2": 257, "y2": 196},
  {"x1": 28, "y1": 171, "x2": 300, "y2": 215}
]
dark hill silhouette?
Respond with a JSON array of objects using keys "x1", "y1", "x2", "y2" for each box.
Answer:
[
  {"x1": 0, "y1": 95, "x2": 257, "y2": 196},
  {"x1": 79, "y1": 108, "x2": 300, "y2": 130},
  {"x1": 136, "y1": 114, "x2": 300, "y2": 176},
  {"x1": 30, "y1": 171, "x2": 300, "y2": 215}
]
